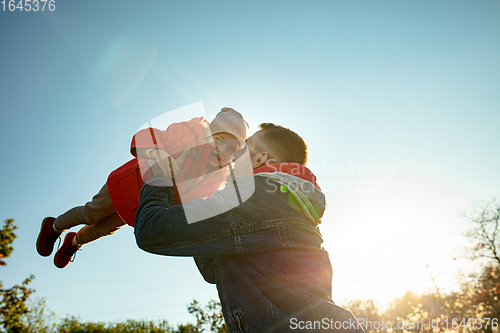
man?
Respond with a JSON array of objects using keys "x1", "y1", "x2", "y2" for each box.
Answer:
[{"x1": 135, "y1": 123, "x2": 364, "y2": 332}]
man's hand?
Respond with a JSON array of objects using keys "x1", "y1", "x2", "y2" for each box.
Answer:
[
  {"x1": 173, "y1": 148, "x2": 191, "y2": 171},
  {"x1": 150, "y1": 149, "x2": 179, "y2": 178},
  {"x1": 147, "y1": 148, "x2": 192, "y2": 179}
]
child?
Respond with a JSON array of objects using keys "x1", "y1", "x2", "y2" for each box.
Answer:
[{"x1": 36, "y1": 108, "x2": 248, "y2": 268}]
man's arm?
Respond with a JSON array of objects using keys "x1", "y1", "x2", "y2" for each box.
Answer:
[
  {"x1": 193, "y1": 256, "x2": 217, "y2": 284},
  {"x1": 134, "y1": 174, "x2": 242, "y2": 257}
]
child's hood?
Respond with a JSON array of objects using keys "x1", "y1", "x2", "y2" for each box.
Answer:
[
  {"x1": 254, "y1": 163, "x2": 326, "y2": 226},
  {"x1": 206, "y1": 108, "x2": 249, "y2": 145}
]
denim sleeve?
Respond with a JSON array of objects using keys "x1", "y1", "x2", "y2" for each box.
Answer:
[
  {"x1": 134, "y1": 174, "x2": 240, "y2": 256},
  {"x1": 193, "y1": 256, "x2": 216, "y2": 284}
]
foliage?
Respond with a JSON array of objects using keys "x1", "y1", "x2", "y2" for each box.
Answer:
[
  {"x1": 23, "y1": 298, "x2": 56, "y2": 333},
  {"x1": 53, "y1": 311, "x2": 224, "y2": 333},
  {"x1": 343, "y1": 199, "x2": 500, "y2": 333},
  {"x1": 0, "y1": 275, "x2": 36, "y2": 332},
  {"x1": 459, "y1": 199, "x2": 500, "y2": 332},
  {"x1": 0, "y1": 219, "x2": 17, "y2": 266},
  {"x1": 345, "y1": 299, "x2": 384, "y2": 333},
  {"x1": 50, "y1": 299, "x2": 228, "y2": 333},
  {"x1": 458, "y1": 265, "x2": 500, "y2": 333},
  {"x1": 1, "y1": 199, "x2": 499, "y2": 332},
  {"x1": 187, "y1": 299, "x2": 228, "y2": 333},
  {"x1": 344, "y1": 289, "x2": 499, "y2": 333},
  {"x1": 462, "y1": 199, "x2": 500, "y2": 266},
  {"x1": 1, "y1": 218, "x2": 45, "y2": 333},
  {"x1": 56, "y1": 317, "x2": 176, "y2": 333}
]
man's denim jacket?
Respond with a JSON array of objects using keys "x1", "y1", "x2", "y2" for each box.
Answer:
[{"x1": 135, "y1": 170, "x2": 364, "y2": 333}]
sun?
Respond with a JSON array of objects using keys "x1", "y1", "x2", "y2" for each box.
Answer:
[{"x1": 317, "y1": 174, "x2": 471, "y2": 305}]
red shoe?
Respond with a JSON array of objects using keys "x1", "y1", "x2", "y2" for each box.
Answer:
[
  {"x1": 36, "y1": 217, "x2": 61, "y2": 257},
  {"x1": 54, "y1": 232, "x2": 80, "y2": 269}
]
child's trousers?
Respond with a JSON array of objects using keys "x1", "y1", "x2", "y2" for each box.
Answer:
[{"x1": 53, "y1": 183, "x2": 126, "y2": 245}]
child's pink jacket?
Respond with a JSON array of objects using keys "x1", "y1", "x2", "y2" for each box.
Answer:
[{"x1": 107, "y1": 117, "x2": 228, "y2": 226}]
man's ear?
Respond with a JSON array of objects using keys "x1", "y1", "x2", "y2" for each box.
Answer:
[{"x1": 251, "y1": 151, "x2": 269, "y2": 169}]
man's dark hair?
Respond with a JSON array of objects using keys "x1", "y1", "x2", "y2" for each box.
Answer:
[{"x1": 257, "y1": 123, "x2": 308, "y2": 165}]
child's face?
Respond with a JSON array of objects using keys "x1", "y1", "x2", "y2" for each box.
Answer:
[{"x1": 207, "y1": 132, "x2": 241, "y2": 168}]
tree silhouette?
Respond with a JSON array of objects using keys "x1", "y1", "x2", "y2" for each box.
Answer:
[
  {"x1": 0, "y1": 219, "x2": 37, "y2": 332},
  {"x1": 0, "y1": 219, "x2": 16, "y2": 266},
  {"x1": 462, "y1": 199, "x2": 500, "y2": 266}
]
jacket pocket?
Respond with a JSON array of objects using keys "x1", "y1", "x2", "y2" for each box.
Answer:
[{"x1": 232, "y1": 309, "x2": 245, "y2": 333}]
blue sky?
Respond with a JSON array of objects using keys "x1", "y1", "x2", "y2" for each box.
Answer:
[{"x1": 1, "y1": 0, "x2": 499, "y2": 326}]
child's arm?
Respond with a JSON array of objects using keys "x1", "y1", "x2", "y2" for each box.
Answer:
[
  {"x1": 135, "y1": 147, "x2": 169, "y2": 159},
  {"x1": 140, "y1": 148, "x2": 191, "y2": 179},
  {"x1": 130, "y1": 124, "x2": 188, "y2": 157},
  {"x1": 146, "y1": 149, "x2": 178, "y2": 178},
  {"x1": 130, "y1": 119, "x2": 204, "y2": 178},
  {"x1": 130, "y1": 126, "x2": 182, "y2": 178}
]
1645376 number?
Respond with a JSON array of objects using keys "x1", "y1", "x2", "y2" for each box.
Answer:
[
  {"x1": 1, "y1": 0, "x2": 55, "y2": 11},
  {"x1": 442, "y1": 318, "x2": 499, "y2": 330}
]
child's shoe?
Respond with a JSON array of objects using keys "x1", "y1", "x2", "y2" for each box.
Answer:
[
  {"x1": 54, "y1": 232, "x2": 80, "y2": 269},
  {"x1": 36, "y1": 217, "x2": 61, "y2": 257}
]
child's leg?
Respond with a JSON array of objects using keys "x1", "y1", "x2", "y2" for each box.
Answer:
[
  {"x1": 53, "y1": 183, "x2": 116, "y2": 232},
  {"x1": 37, "y1": 182, "x2": 118, "y2": 258},
  {"x1": 53, "y1": 213, "x2": 126, "y2": 269},
  {"x1": 51, "y1": 188, "x2": 126, "y2": 268},
  {"x1": 74, "y1": 212, "x2": 126, "y2": 245}
]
